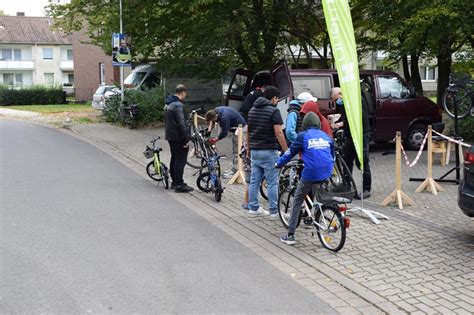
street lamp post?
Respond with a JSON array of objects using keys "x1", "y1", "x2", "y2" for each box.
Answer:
[{"x1": 119, "y1": 0, "x2": 124, "y2": 103}]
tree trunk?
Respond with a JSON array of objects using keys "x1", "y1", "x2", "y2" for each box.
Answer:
[
  {"x1": 436, "y1": 51, "x2": 452, "y2": 106},
  {"x1": 402, "y1": 54, "x2": 411, "y2": 82},
  {"x1": 409, "y1": 53, "x2": 423, "y2": 94}
]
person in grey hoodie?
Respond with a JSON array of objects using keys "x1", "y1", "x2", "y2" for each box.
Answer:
[{"x1": 164, "y1": 84, "x2": 193, "y2": 193}]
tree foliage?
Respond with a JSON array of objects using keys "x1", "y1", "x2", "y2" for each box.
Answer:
[
  {"x1": 354, "y1": 0, "x2": 474, "y2": 102},
  {"x1": 48, "y1": 0, "x2": 332, "y2": 77}
]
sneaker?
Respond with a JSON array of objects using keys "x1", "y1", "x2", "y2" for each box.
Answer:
[
  {"x1": 175, "y1": 184, "x2": 194, "y2": 193},
  {"x1": 269, "y1": 212, "x2": 279, "y2": 220},
  {"x1": 248, "y1": 207, "x2": 269, "y2": 216},
  {"x1": 222, "y1": 170, "x2": 235, "y2": 179},
  {"x1": 242, "y1": 203, "x2": 249, "y2": 210},
  {"x1": 354, "y1": 190, "x2": 371, "y2": 200},
  {"x1": 280, "y1": 234, "x2": 296, "y2": 245},
  {"x1": 171, "y1": 182, "x2": 177, "y2": 189}
]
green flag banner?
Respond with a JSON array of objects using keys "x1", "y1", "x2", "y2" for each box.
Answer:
[{"x1": 322, "y1": 0, "x2": 363, "y2": 168}]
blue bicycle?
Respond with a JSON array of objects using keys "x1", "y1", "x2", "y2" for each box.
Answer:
[{"x1": 195, "y1": 128, "x2": 224, "y2": 202}]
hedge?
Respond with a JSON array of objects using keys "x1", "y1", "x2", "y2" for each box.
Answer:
[
  {"x1": 102, "y1": 87, "x2": 165, "y2": 127},
  {"x1": 0, "y1": 85, "x2": 66, "y2": 105}
]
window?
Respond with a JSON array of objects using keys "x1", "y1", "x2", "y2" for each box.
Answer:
[
  {"x1": 67, "y1": 49, "x2": 73, "y2": 60},
  {"x1": 273, "y1": 66, "x2": 291, "y2": 98},
  {"x1": 420, "y1": 66, "x2": 436, "y2": 81},
  {"x1": 44, "y1": 73, "x2": 54, "y2": 85},
  {"x1": 142, "y1": 73, "x2": 160, "y2": 90},
  {"x1": 14, "y1": 49, "x2": 22, "y2": 61},
  {"x1": 99, "y1": 62, "x2": 105, "y2": 85},
  {"x1": 228, "y1": 73, "x2": 248, "y2": 97},
  {"x1": 67, "y1": 74, "x2": 74, "y2": 84},
  {"x1": 292, "y1": 76, "x2": 332, "y2": 100},
  {"x1": 15, "y1": 74, "x2": 23, "y2": 86},
  {"x1": 3, "y1": 73, "x2": 14, "y2": 85},
  {"x1": 377, "y1": 76, "x2": 411, "y2": 99},
  {"x1": 1, "y1": 49, "x2": 12, "y2": 60},
  {"x1": 43, "y1": 48, "x2": 53, "y2": 60}
]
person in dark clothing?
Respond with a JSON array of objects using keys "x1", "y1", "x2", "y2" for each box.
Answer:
[
  {"x1": 164, "y1": 84, "x2": 193, "y2": 193},
  {"x1": 205, "y1": 106, "x2": 247, "y2": 144},
  {"x1": 331, "y1": 87, "x2": 371, "y2": 199},
  {"x1": 247, "y1": 86, "x2": 288, "y2": 217},
  {"x1": 206, "y1": 106, "x2": 247, "y2": 175},
  {"x1": 240, "y1": 87, "x2": 264, "y2": 120}
]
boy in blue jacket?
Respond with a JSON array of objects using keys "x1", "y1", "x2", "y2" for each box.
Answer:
[{"x1": 276, "y1": 112, "x2": 335, "y2": 245}]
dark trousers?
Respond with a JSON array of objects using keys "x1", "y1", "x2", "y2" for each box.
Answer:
[
  {"x1": 168, "y1": 141, "x2": 189, "y2": 186},
  {"x1": 342, "y1": 133, "x2": 371, "y2": 192}
]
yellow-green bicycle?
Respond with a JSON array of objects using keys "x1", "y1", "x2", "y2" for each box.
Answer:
[{"x1": 144, "y1": 137, "x2": 170, "y2": 189}]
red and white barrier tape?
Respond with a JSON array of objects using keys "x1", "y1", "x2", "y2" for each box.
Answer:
[
  {"x1": 431, "y1": 130, "x2": 472, "y2": 148},
  {"x1": 399, "y1": 132, "x2": 428, "y2": 168}
]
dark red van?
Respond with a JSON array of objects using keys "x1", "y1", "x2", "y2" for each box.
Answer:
[{"x1": 226, "y1": 61, "x2": 442, "y2": 150}]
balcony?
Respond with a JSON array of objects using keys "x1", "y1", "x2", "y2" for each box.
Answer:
[
  {"x1": 60, "y1": 60, "x2": 74, "y2": 71},
  {"x1": 0, "y1": 60, "x2": 34, "y2": 70}
]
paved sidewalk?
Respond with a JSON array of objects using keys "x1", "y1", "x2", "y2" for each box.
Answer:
[{"x1": 65, "y1": 122, "x2": 474, "y2": 314}]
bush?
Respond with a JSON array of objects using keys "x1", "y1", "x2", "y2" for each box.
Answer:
[
  {"x1": 102, "y1": 87, "x2": 165, "y2": 127},
  {"x1": 0, "y1": 85, "x2": 66, "y2": 105},
  {"x1": 459, "y1": 115, "x2": 474, "y2": 142}
]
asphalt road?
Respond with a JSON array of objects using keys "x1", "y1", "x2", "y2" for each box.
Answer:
[{"x1": 0, "y1": 119, "x2": 335, "y2": 314}]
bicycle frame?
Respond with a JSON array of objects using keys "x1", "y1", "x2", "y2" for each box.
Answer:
[
  {"x1": 153, "y1": 152, "x2": 161, "y2": 173},
  {"x1": 300, "y1": 191, "x2": 347, "y2": 232},
  {"x1": 204, "y1": 154, "x2": 223, "y2": 188}
]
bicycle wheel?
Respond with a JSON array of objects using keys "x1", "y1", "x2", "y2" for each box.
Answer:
[
  {"x1": 315, "y1": 205, "x2": 346, "y2": 252},
  {"x1": 196, "y1": 171, "x2": 211, "y2": 192},
  {"x1": 161, "y1": 163, "x2": 170, "y2": 189},
  {"x1": 443, "y1": 87, "x2": 472, "y2": 119},
  {"x1": 186, "y1": 136, "x2": 203, "y2": 169},
  {"x1": 260, "y1": 177, "x2": 268, "y2": 200},
  {"x1": 278, "y1": 187, "x2": 302, "y2": 229},
  {"x1": 329, "y1": 161, "x2": 344, "y2": 187},
  {"x1": 214, "y1": 177, "x2": 223, "y2": 202},
  {"x1": 146, "y1": 160, "x2": 162, "y2": 181}
]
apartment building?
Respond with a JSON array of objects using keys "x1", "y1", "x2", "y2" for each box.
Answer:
[{"x1": 0, "y1": 16, "x2": 73, "y2": 88}]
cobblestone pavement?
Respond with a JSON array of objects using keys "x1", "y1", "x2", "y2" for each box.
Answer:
[{"x1": 67, "y1": 123, "x2": 473, "y2": 314}]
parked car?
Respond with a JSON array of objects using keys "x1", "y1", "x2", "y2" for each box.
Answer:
[
  {"x1": 459, "y1": 146, "x2": 474, "y2": 217},
  {"x1": 92, "y1": 85, "x2": 119, "y2": 109},
  {"x1": 225, "y1": 61, "x2": 443, "y2": 150}
]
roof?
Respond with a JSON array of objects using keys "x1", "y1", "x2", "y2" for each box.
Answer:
[{"x1": 0, "y1": 16, "x2": 70, "y2": 45}]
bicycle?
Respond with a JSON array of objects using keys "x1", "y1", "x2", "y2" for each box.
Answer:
[
  {"x1": 442, "y1": 73, "x2": 474, "y2": 119},
  {"x1": 260, "y1": 159, "x2": 301, "y2": 201},
  {"x1": 262, "y1": 131, "x2": 357, "y2": 202},
  {"x1": 187, "y1": 109, "x2": 208, "y2": 169},
  {"x1": 194, "y1": 128, "x2": 224, "y2": 202},
  {"x1": 278, "y1": 181, "x2": 350, "y2": 252},
  {"x1": 120, "y1": 102, "x2": 139, "y2": 129},
  {"x1": 143, "y1": 137, "x2": 170, "y2": 189}
]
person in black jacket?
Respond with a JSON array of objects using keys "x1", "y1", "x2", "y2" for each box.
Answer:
[
  {"x1": 331, "y1": 87, "x2": 371, "y2": 199},
  {"x1": 164, "y1": 84, "x2": 193, "y2": 193},
  {"x1": 239, "y1": 86, "x2": 264, "y2": 121}
]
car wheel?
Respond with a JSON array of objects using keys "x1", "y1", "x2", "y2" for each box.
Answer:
[{"x1": 405, "y1": 123, "x2": 427, "y2": 151}]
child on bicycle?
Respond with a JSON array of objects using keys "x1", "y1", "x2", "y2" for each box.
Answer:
[{"x1": 276, "y1": 112, "x2": 335, "y2": 245}]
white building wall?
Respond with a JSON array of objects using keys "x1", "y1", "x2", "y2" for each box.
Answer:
[{"x1": 32, "y1": 44, "x2": 72, "y2": 86}]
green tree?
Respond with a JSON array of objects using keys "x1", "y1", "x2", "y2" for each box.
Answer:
[
  {"x1": 354, "y1": 0, "x2": 474, "y2": 103},
  {"x1": 48, "y1": 0, "x2": 330, "y2": 77}
]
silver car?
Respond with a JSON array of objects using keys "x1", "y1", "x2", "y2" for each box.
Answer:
[{"x1": 92, "y1": 85, "x2": 119, "y2": 109}]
